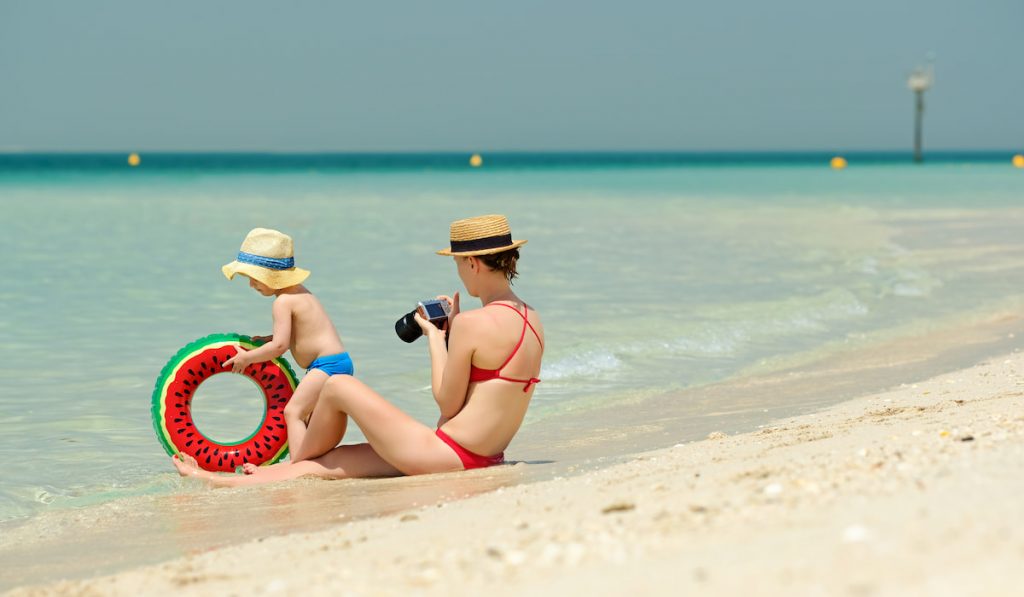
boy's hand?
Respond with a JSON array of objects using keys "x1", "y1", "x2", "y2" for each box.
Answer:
[{"x1": 222, "y1": 349, "x2": 252, "y2": 374}]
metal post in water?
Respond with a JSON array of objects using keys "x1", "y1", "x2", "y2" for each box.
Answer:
[
  {"x1": 913, "y1": 89, "x2": 924, "y2": 163},
  {"x1": 907, "y1": 59, "x2": 934, "y2": 164}
]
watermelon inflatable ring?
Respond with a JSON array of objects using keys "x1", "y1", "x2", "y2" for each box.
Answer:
[{"x1": 151, "y1": 333, "x2": 298, "y2": 472}]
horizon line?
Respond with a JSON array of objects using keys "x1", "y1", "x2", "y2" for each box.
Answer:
[{"x1": 1, "y1": 148, "x2": 1021, "y2": 155}]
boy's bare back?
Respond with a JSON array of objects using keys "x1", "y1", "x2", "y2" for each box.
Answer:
[{"x1": 272, "y1": 285, "x2": 345, "y2": 369}]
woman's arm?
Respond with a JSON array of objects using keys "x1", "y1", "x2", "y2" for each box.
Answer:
[{"x1": 417, "y1": 313, "x2": 472, "y2": 419}]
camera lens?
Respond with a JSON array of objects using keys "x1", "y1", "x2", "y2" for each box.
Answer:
[{"x1": 394, "y1": 310, "x2": 423, "y2": 343}]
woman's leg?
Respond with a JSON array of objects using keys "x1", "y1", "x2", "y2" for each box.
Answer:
[
  {"x1": 298, "y1": 375, "x2": 463, "y2": 475},
  {"x1": 281, "y1": 369, "x2": 329, "y2": 461},
  {"x1": 172, "y1": 442, "x2": 402, "y2": 488}
]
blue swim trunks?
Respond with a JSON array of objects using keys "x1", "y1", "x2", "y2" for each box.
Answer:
[{"x1": 306, "y1": 352, "x2": 354, "y2": 376}]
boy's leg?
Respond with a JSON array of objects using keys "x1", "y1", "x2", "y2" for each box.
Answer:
[
  {"x1": 282, "y1": 369, "x2": 330, "y2": 461},
  {"x1": 289, "y1": 378, "x2": 350, "y2": 461}
]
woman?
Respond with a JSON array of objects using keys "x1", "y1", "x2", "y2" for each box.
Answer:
[{"x1": 172, "y1": 214, "x2": 544, "y2": 486}]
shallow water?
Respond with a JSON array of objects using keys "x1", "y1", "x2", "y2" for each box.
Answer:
[{"x1": 1, "y1": 154, "x2": 1023, "y2": 587}]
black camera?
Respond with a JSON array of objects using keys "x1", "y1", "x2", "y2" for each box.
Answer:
[{"x1": 395, "y1": 299, "x2": 451, "y2": 343}]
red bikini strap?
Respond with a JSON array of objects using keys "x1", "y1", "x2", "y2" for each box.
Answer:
[
  {"x1": 484, "y1": 303, "x2": 543, "y2": 392},
  {"x1": 492, "y1": 305, "x2": 530, "y2": 371},
  {"x1": 488, "y1": 303, "x2": 544, "y2": 349}
]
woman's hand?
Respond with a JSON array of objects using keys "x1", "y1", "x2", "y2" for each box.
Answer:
[
  {"x1": 413, "y1": 311, "x2": 445, "y2": 339},
  {"x1": 222, "y1": 348, "x2": 253, "y2": 373},
  {"x1": 436, "y1": 291, "x2": 460, "y2": 330}
]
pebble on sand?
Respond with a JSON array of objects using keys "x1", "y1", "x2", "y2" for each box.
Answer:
[{"x1": 602, "y1": 501, "x2": 636, "y2": 514}]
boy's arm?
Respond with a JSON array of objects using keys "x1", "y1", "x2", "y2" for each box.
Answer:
[{"x1": 223, "y1": 298, "x2": 293, "y2": 373}]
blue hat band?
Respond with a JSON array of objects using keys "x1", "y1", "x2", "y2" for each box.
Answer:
[{"x1": 236, "y1": 251, "x2": 295, "y2": 270}]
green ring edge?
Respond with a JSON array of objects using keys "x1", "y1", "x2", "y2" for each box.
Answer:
[{"x1": 150, "y1": 332, "x2": 299, "y2": 465}]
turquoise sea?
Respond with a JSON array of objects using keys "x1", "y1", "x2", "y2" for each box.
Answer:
[{"x1": 1, "y1": 152, "x2": 1023, "y2": 587}]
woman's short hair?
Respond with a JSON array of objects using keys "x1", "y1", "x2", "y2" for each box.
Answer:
[{"x1": 478, "y1": 248, "x2": 520, "y2": 282}]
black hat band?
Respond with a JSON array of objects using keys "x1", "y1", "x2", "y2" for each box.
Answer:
[{"x1": 448, "y1": 233, "x2": 514, "y2": 253}]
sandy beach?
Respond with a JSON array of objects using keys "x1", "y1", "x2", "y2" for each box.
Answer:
[
  {"x1": 6, "y1": 2, "x2": 1022, "y2": 595},
  {"x1": 10, "y1": 347, "x2": 1023, "y2": 596}
]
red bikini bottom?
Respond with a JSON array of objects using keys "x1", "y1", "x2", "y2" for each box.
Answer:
[{"x1": 436, "y1": 428, "x2": 505, "y2": 470}]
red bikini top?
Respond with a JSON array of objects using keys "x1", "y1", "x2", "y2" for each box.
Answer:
[{"x1": 468, "y1": 303, "x2": 543, "y2": 392}]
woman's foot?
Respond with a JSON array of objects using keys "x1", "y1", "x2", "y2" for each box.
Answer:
[
  {"x1": 241, "y1": 462, "x2": 258, "y2": 475},
  {"x1": 171, "y1": 453, "x2": 240, "y2": 487},
  {"x1": 171, "y1": 452, "x2": 203, "y2": 477}
]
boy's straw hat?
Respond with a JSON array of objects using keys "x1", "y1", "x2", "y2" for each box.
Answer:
[
  {"x1": 436, "y1": 214, "x2": 528, "y2": 256},
  {"x1": 222, "y1": 228, "x2": 310, "y2": 289}
]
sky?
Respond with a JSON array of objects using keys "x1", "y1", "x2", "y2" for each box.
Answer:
[{"x1": 1, "y1": 0, "x2": 1021, "y2": 152}]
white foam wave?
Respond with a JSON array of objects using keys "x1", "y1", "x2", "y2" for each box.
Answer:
[
  {"x1": 540, "y1": 349, "x2": 623, "y2": 381},
  {"x1": 637, "y1": 289, "x2": 869, "y2": 359}
]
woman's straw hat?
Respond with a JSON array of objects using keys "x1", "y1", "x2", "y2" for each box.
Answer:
[
  {"x1": 436, "y1": 214, "x2": 528, "y2": 256},
  {"x1": 222, "y1": 228, "x2": 310, "y2": 289}
]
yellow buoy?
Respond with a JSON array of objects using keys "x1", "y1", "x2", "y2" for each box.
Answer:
[
  {"x1": 830, "y1": 156, "x2": 847, "y2": 170},
  {"x1": 469, "y1": 153, "x2": 483, "y2": 168},
  {"x1": 1012, "y1": 154, "x2": 1024, "y2": 169},
  {"x1": 127, "y1": 153, "x2": 141, "y2": 167}
]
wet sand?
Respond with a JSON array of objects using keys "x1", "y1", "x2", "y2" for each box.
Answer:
[{"x1": 8, "y1": 341, "x2": 1024, "y2": 595}]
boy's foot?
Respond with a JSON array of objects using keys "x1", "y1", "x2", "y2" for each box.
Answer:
[{"x1": 241, "y1": 462, "x2": 258, "y2": 475}]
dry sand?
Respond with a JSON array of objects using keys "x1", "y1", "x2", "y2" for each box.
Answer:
[{"x1": 10, "y1": 351, "x2": 1024, "y2": 596}]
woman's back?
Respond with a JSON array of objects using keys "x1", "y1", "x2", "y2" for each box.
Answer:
[{"x1": 441, "y1": 301, "x2": 544, "y2": 455}]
